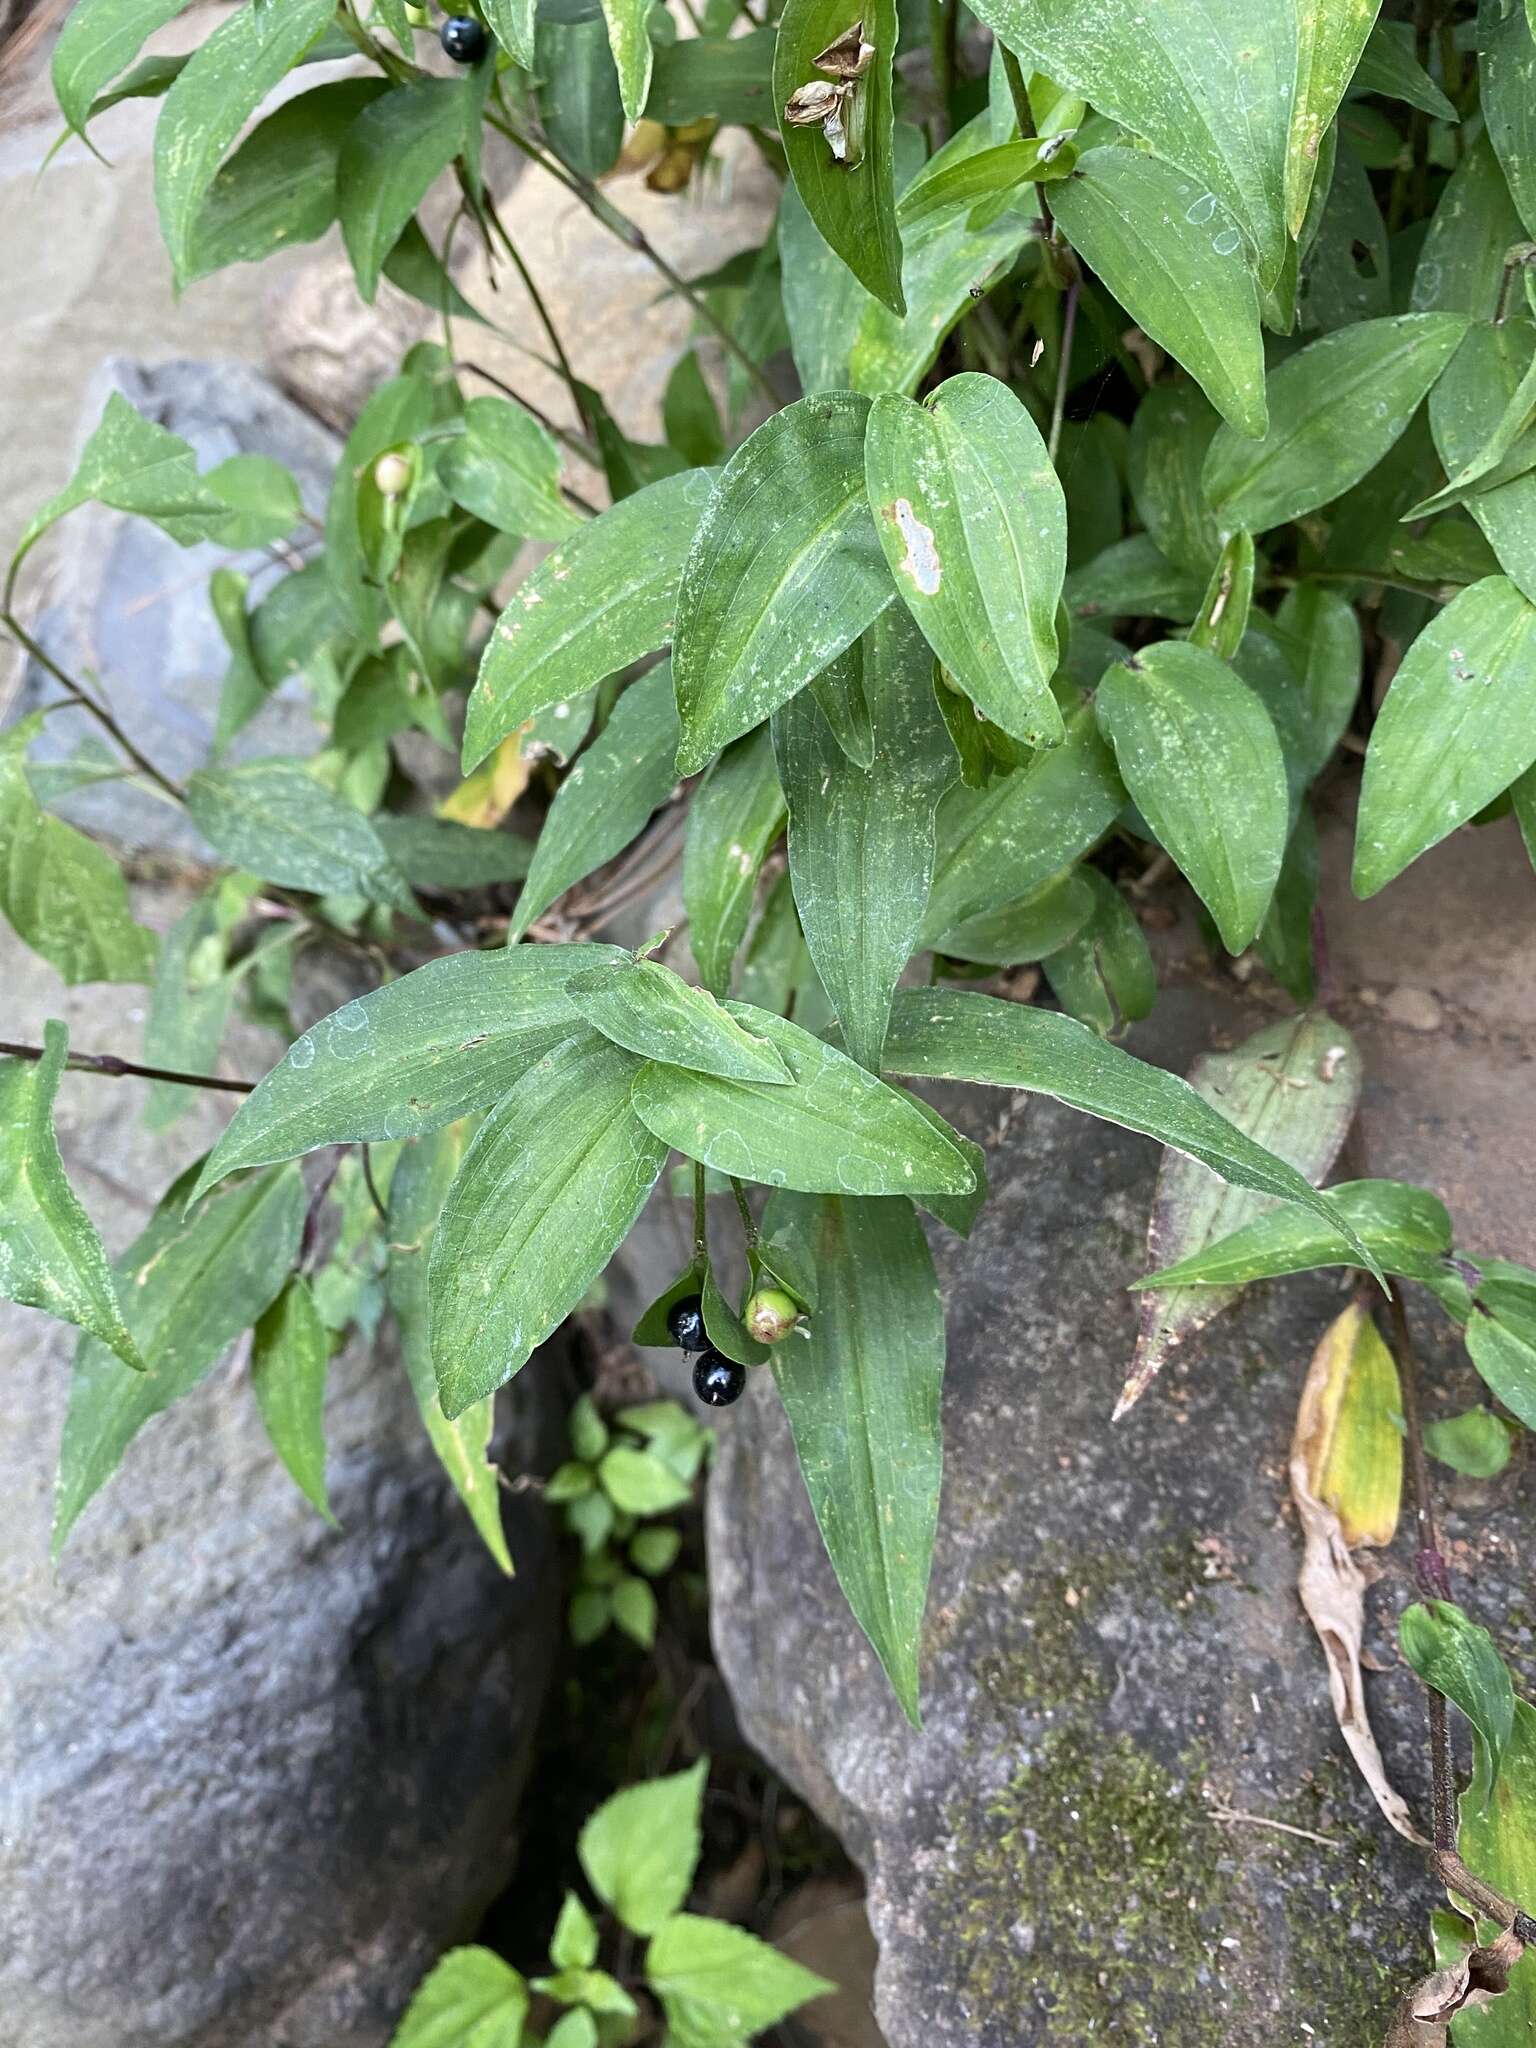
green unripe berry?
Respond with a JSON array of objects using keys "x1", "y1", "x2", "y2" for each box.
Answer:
[
  {"x1": 745, "y1": 1286, "x2": 800, "y2": 1344},
  {"x1": 372, "y1": 450, "x2": 413, "y2": 498}
]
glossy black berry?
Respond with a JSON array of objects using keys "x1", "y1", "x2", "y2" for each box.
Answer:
[
  {"x1": 693, "y1": 1348, "x2": 746, "y2": 1408},
  {"x1": 667, "y1": 1294, "x2": 708, "y2": 1352},
  {"x1": 440, "y1": 15, "x2": 488, "y2": 62}
]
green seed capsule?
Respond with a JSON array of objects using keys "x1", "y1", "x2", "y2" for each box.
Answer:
[{"x1": 745, "y1": 1286, "x2": 801, "y2": 1344}]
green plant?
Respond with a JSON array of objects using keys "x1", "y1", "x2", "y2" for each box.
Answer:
[
  {"x1": 550, "y1": 1392, "x2": 707, "y2": 1646},
  {"x1": 6, "y1": 0, "x2": 1536, "y2": 2024},
  {"x1": 387, "y1": 1761, "x2": 831, "y2": 2046}
]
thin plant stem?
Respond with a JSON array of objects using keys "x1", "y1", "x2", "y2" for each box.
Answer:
[
  {"x1": 1001, "y1": 48, "x2": 1054, "y2": 242},
  {"x1": 1048, "y1": 277, "x2": 1080, "y2": 463},
  {"x1": 0, "y1": 611, "x2": 185, "y2": 804},
  {"x1": 692, "y1": 1159, "x2": 708, "y2": 1261},
  {"x1": 478, "y1": 192, "x2": 595, "y2": 437},
  {"x1": 480, "y1": 107, "x2": 782, "y2": 408},
  {"x1": 0, "y1": 1040, "x2": 255, "y2": 1095},
  {"x1": 730, "y1": 1176, "x2": 759, "y2": 1248}
]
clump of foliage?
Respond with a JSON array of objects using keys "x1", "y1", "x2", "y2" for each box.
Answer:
[
  {"x1": 388, "y1": 1761, "x2": 831, "y2": 2046},
  {"x1": 6, "y1": 0, "x2": 1536, "y2": 2027}
]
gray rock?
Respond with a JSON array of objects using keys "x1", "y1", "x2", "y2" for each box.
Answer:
[
  {"x1": 0, "y1": 902, "x2": 563, "y2": 2048},
  {"x1": 708, "y1": 982, "x2": 1536, "y2": 2048},
  {"x1": 10, "y1": 357, "x2": 337, "y2": 855}
]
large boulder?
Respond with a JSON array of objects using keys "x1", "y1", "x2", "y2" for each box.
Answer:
[
  {"x1": 707, "y1": 812, "x2": 1536, "y2": 2048},
  {"x1": 0, "y1": 907, "x2": 563, "y2": 2048}
]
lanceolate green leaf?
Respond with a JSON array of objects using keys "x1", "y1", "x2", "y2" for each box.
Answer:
[
  {"x1": 682, "y1": 726, "x2": 785, "y2": 997},
  {"x1": 1096, "y1": 642, "x2": 1289, "y2": 953},
  {"x1": 1412, "y1": 132, "x2": 1525, "y2": 323},
  {"x1": 185, "y1": 761, "x2": 418, "y2": 916},
  {"x1": 896, "y1": 136, "x2": 1075, "y2": 228},
  {"x1": 599, "y1": 0, "x2": 653, "y2": 121},
  {"x1": 1203, "y1": 313, "x2": 1468, "y2": 533},
  {"x1": 630, "y1": 1003, "x2": 977, "y2": 1198},
  {"x1": 338, "y1": 80, "x2": 471, "y2": 303},
  {"x1": 440, "y1": 396, "x2": 578, "y2": 544},
  {"x1": 672, "y1": 395, "x2": 893, "y2": 776},
  {"x1": 1121, "y1": 1014, "x2": 1361, "y2": 1415},
  {"x1": 1287, "y1": 0, "x2": 1381, "y2": 236},
  {"x1": 920, "y1": 696, "x2": 1125, "y2": 941},
  {"x1": 1482, "y1": 0, "x2": 1536, "y2": 242},
  {"x1": 54, "y1": 1162, "x2": 305, "y2": 1550},
  {"x1": 153, "y1": 0, "x2": 335, "y2": 285},
  {"x1": 773, "y1": 608, "x2": 954, "y2": 1072},
  {"x1": 464, "y1": 467, "x2": 716, "y2": 774},
  {"x1": 1128, "y1": 382, "x2": 1223, "y2": 576},
  {"x1": 566, "y1": 958, "x2": 794, "y2": 1083},
  {"x1": 773, "y1": 0, "x2": 904, "y2": 313},
  {"x1": 428, "y1": 1034, "x2": 668, "y2": 1415},
  {"x1": 387, "y1": 1118, "x2": 512, "y2": 1574},
  {"x1": 1354, "y1": 20, "x2": 1456, "y2": 121},
  {"x1": 1427, "y1": 319, "x2": 1536, "y2": 605},
  {"x1": 0, "y1": 719, "x2": 157, "y2": 986},
  {"x1": 1134, "y1": 1177, "x2": 1452, "y2": 1291},
  {"x1": 1353, "y1": 576, "x2": 1536, "y2": 897},
  {"x1": 510, "y1": 663, "x2": 682, "y2": 941},
  {"x1": 865, "y1": 374, "x2": 1066, "y2": 747},
  {"x1": 767, "y1": 1190, "x2": 945, "y2": 1724},
  {"x1": 483, "y1": 0, "x2": 536, "y2": 67},
  {"x1": 881, "y1": 988, "x2": 1383, "y2": 1274},
  {"x1": 0, "y1": 1023, "x2": 142, "y2": 1371},
  {"x1": 963, "y1": 0, "x2": 1296, "y2": 288},
  {"x1": 850, "y1": 115, "x2": 1034, "y2": 399},
  {"x1": 1466, "y1": 1288, "x2": 1536, "y2": 1432},
  {"x1": 1456, "y1": 1702, "x2": 1536, "y2": 2044},
  {"x1": 1052, "y1": 147, "x2": 1268, "y2": 441},
  {"x1": 53, "y1": 0, "x2": 190, "y2": 135},
  {"x1": 192, "y1": 942, "x2": 624, "y2": 1197},
  {"x1": 250, "y1": 1277, "x2": 333, "y2": 1522},
  {"x1": 1400, "y1": 1600, "x2": 1516, "y2": 1792}
]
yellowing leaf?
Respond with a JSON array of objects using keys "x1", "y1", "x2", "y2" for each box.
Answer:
[{"x1": 439, "y1": 736, "x2": 531, "y2": 830}]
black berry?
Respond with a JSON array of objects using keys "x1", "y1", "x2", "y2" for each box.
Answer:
[
  {"x1": 693, "y1": 1348, "x2": 746, "y2": 1408},
  {"x1": 667, "y1": 1294, "x2": 708, "y2": 1352},
  {"x1": 440, "y1": 15, "x2": 488, "y2": 62}
]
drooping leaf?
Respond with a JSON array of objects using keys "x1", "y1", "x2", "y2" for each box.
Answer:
[
  {"x1": 937, "y1": 871, "x2": 1094, "y2": 971},
  {"x1": 567, "y1": 957, "x2": 793, "y2": 1083},
  {"x1": 963, "y1": 0, "x2": 1296, "y2": 288},
  {"x1": 920, "y1": 697, "x2": 1124, "y2": 941},
  {"x1": 1454, "y1": 1702, "x2": 1536, "y2": 2043},
  {"x1": 483, "y1": 0, "x2": 536, "y2": 67},
  {"x1": 850, "y1": 114, "x2": 1035, "y2": 398},
  {"x1": 429, "y1": 1033, "x2": 668, "y2": 1415},
  {"x1": 1095, "y1": 641, "x2": 1289, "y2": 953},
  {"x1": 1133, "y1": 1177, "x2": 1451, "y2": 1291},
  {"x1": 1401, "y1": 1600, "x2": 1516, "y2": 1793},
  {"x1": 1427, "y1": 319, "x2": 1536, "y2": 605},
  {"x1": 537, "y1": 11, "x2": 625, "y2": 181},
  {"x1": 881, "y1": 988, "x2": 1383, "y2": 1275},
  {"x1": 673, "y1": 394, "x2": 893, "y2": 776},
  {"x1": 865, "y1": 373, "x2": 1066, "y2": 747},
  {"x1": 193, "y1": 943, "x2": 624, "y2": 1197},
  {"x1": 682, "y1": 726, "x2": 785, "y2": 997},
  {"x1": 1118, "y1": 1014, "x2": 1362, "y2": 1415},
  {"x1": 1466, "y1": 1286, "x2": 1536, "y2": 1432},
  {"x1": 630, "y1": 1002, "x2": 977, "y2": 1199},
  {"x1": 897, "y1": 135, "x2": 1075, "y2": 228},
  {"x1": 182, "y1": 77, "x2": 388, "y2": 281},
  {"x1": 250, "y1": 1276, "x2": 333, "y2": 1522},
  {"x1": 1202, "y1": 313, "x2": 1468, "y2": 533},
  {"x1": 1352, "y1": 19, "x2": 1456, "y2": 121},
  {"x1": 598, "y1": 0, "x2": 653, "y2": 121},
  {"x1": 388, "y1": 1947, "x2": 529, "y2": 2048},
  {"x1": 185, "y1": 761, "x2": 418, "y2": 916},
  {"x1": 387, "y1": 1118, "x2": 513, "y2": 1575},
  {"x1": 1483, "y1": 0, "x2": 1536, "y2": 243},
  {"x1": 773, "y1": 0, "x2": 903, "y2": 313},
  {"x1": 765, "y1": 1190, "x2": 944, "y2": 1726},
  {"x1": 1287, "y1": 0, "x2": 1382, "y2": 236},
  {"x1": 464, "y1": 467, "x2": 716, "y2": 774},
  {"x1": 1052, "y1": 146, "x2": 1267, "y2": 440},
  {"x1": 52, "y1": 0, "x2": 191, "y2": 135},
  {"x1": 440, "y1": 396, "x2": 579, "y2": 544},
  {"x1": 0, "y1": 1023, "x2": 142, "y2": 1371},
  {"x1": 510, "y1": 663, "x2": 682, "y2": 941},
  {"x1": 153, "y1": 0, "x2": 335, "y2": 285},
  {"x1": 337, "y1": 79, "x2": 473, "y2": 303},
  {"x1": 577, "y1": 1762, "x2": 707, "y2": 1937},
  {"x1": 54, "y1": 1161, "x2": 305, "y2": 1549},
  {"x1": 774, "y1": 608, "x2": 953, "y2": 1071},
  {"x1": 1353, "y1": 576, "x2": 1536, "y2": 898},
  {"x1": 646, "y1": 1913, "x2": 833, "y2": 2048},
  {"x1": 0, "y1": 719, "x2": 157, "y2": 986}
]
